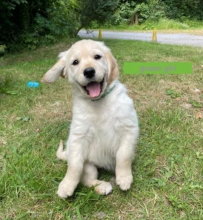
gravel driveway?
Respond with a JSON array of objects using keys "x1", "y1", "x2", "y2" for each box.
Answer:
[{"x1": 78, "y1": 30, "x2": 203, "y2": 48}]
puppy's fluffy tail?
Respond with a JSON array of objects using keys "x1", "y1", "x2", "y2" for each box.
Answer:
[{"x1": 56, "y1": 140, "x2": 67, "y2": 161}]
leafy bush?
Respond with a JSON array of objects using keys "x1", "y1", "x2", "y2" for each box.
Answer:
[
  {"x1": 146, "y1": 0, "x2": 166, "y2": 21},
  {"x1": 0, "y1": 0, "x2": 118, "y2": 52},
  {"x1": 77, "y1": 0, "x2": 119, "y2": 35},
  {"x1": 0, "y1": 0, "x2": 60, "y2": 51},
  {"x1": 47, "y1": 0, "x2": 81, "y2": 37},
  {"x1": 0, "y1": 45, "x2": 6, "y2": 55},
  {"x1": 163, "y1": 0, "x2": 203, "y2": 21},
  {"x1": 107, "y1": 0, "x2": 203, "y2": 28},
  {"x1": 108, "y1": 1, "x2": 138, "y2": 25},
  {"x1": 108, "y1": 0, "x2": 167, "y2": 26}
]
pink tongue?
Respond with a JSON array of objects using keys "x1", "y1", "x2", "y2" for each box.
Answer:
[{"x1": 86, "y1": 82, "x2": 101, "y2": 98}]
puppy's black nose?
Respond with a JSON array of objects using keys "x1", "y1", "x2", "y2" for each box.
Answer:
[{"x1": 84, "y1": 67, "x2": 95, "y2": 79}]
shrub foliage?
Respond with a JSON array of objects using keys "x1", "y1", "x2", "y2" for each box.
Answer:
[{"x1": 0, "y1": 0, "x2": 118, "y2": 51}]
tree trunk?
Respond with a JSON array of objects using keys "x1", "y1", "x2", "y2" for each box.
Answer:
[
  {"x1": 130, "y1": 12, "x2": 139, "y2": 25},
  {"x1": 135, "y1": 12, "x2": 139, "y2": 25}
]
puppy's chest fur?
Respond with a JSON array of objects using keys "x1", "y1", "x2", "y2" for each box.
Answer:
[
  {"x1": 71, "y1": 100, "x2": 127, "y2": 170},
  {"x1": 86, "y1": 112, "x2": 121, "y2": 170}
]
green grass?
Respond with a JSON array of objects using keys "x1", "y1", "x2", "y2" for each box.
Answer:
[
  {"x1": 142, "y1": 18, "x2": 189, "y2": 30},
  {"x1": 100, "y1": 18, "x2": 203, "y2": 33},
  {"x1": 1, "y1": 39, "x2": 203, "y2": 219}
]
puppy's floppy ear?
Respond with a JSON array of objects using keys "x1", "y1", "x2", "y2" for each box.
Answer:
[
  {"x1": 41, "y1": 51, "x2": 68, "y2": 83},
  {"x1": 106, "y1": 50, "x2": 118, "y2": 85}
]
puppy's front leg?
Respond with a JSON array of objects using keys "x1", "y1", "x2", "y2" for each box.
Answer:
[
  {"x1": 116, "y1": 134, "x2": 136, "y2": 191},
  {"x1": 57, "y1": 149, "x2": 84, "y2": 198}
]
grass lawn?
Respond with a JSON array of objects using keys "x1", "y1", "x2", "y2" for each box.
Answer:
[
  {"x1": 0, "y1": 38, "x2": 203, "y2": 220},
  {"x1": 99, "y1": 18, "x2": 203, "y2": 35}
]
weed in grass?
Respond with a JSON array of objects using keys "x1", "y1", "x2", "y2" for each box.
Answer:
[
  {"x1": 190, "y1": 100, "x2": 203, "y2": 108},
  {"x1": 166, "y1": 89, "x2": 181, "y2": 99}
]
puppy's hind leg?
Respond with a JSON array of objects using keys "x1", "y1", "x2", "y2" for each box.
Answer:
[
  {"x1": 56, "y1": 140, "x2": 67, "y2": 161},
  {"x1": 81, "y1": 162, "x2": 113, "y2": 195}
]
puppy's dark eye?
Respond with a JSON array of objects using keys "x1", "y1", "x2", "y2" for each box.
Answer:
[
  {"x1": 72, "y1": 60, "x2": 79, "y2": 65},
  {"x1": 94, "y1": 55, "x2": 102, "y2": 60}
]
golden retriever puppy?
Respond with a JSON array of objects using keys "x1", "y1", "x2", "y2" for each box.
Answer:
[{"x1": 42, "y1": 39, "x2": 139, "y2": 198}]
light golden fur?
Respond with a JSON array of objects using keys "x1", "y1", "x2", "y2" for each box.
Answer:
[{"x1": 42, "y1": 40, "x2": 139, "y2": 198}]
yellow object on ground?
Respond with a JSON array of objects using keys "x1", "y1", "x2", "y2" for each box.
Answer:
[
  {"x1": 98, "y1": 29, "x2": 102, "y2": 39},
  {"x1": 152, "y1": 28, "x2": 157, "y2": 42}
]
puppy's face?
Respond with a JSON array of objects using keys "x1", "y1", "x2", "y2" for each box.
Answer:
[{"x1": 42, "y1": 40, "x2": 118, "y2": 99}]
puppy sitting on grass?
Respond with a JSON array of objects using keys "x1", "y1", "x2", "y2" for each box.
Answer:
[{"x1": 42, "y1": 40, "x2": 139, "y2": 198}]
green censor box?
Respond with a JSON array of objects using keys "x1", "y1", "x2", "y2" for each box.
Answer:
[{"x1": 123, "y1": 62, "x2": 192, "y2": 74}]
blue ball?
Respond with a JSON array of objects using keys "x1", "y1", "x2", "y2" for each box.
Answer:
[{"x1": 27, "y1": 82, "x2": 39, "y2": 88}]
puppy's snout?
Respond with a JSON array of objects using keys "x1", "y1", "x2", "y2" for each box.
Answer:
[{"x1": 84, "y1": 67, "x2": 95, "y2": 79}]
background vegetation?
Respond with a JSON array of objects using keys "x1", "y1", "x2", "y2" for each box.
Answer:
[
  {"x1": 0, "y1": 0, "x2": 118, "y2": 51},
  {"x1": 0, "y1": 0, "x2": 203, "y2": 52}
]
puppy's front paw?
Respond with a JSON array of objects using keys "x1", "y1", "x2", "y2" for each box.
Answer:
[
  {"x1": 95, "y1": 181, "x2": 113, "y2": 195},
  {"x1": 116, "y1": 175, "x2": 133, "y2": 191},
  {"x1": 57, "y1": 180, "x2": 75, "y2": 198}
]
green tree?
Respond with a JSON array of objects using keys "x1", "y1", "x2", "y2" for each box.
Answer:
[
  {"x1": 0, "y1": 0, "x2": 60, "y2": 50},
  {"x1": 161, "y1": 0, "x2": 203, "y2": 20},
  {"x1": 0, "y1": 0, "x2": 118, "y2": 51},
  {"x1": 67, "y1": 0, "x2": 119, "y2": 36}
]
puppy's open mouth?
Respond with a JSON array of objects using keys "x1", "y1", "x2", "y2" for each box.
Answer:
[{"x1": 83, "y1": 78, "x2": 104, "y2": 98}]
